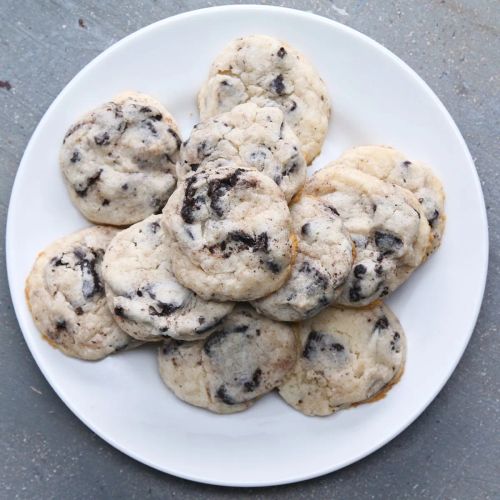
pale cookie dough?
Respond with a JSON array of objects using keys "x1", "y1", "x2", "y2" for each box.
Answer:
[
  {"x1": 102, "y1": 215, "x2": 234, "y2": 341},
  {"x1": 198, "y1": 35, "x2": 330, "y2": 164},
  {"x1": 25, "y1": 226, "x2": 137, "y2": 361},
  {"x1": 338, "y1": 145, "x2": 445, "y2": 253},
  {"x1": 304, "y1": 166, "x2": 430, "y2": 306},
  {"x1": 60, "y1": 91, "x2": 181, "y2": 226},
  {"x1": 252, "y1": 196, "x2": 353, "y2": 321},
  {"x1": 278, "y1": 303, "x2": 406, "y2": 416},
  {"x1": 162, "y1": 163, "x2": 294, "y2": 301},
  {"x1": 178, "y1": 102, "x2": 306, "y2": 202},
  {"x1": 158, "y1": 305, "x2": 297, "y2": 413}
]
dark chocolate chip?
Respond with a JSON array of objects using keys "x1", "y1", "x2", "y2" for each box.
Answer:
[
  {"x1": 162, "y1": 339, "x2": 184, "y2": 355},
  {"x1": 353, "y1": 264, "x2": 367, "y2": 278},
  {"x1": 73, "y1": 248, "x2": 104, "y2": 299},
  {"x1": 144, "y1": 120, "x2": 157, "y2": 135},
  {"x1": 114, "y1": 306, "x2": 125, "y2": 317},
  {"x1": 374, "y1": 231, "x2": 403, "y2": 255},
  {"x1": 75, "y1": 307, "x2": 84, "y2": 316},
  {"x1": 326, "y1": 205, "x2": 340, "y2": 216},
  {"x1": 277, "y1": 47, "x2": 287, "y2": 58},
  {"x1": 215, "y1": 385, "x2": 236, "y2": 405},
  {"x1": 266, "y1": 261, "x2": 281, "y2": 274},
  {"x1": 121, "y1": 183, "x2": 128, "y2": 190},
  {"x1": 349, "y1": 284, "x2": 362, "y2": 302},
  {"x1": 203, "y1": 329, "x2": 228, "y2": 356},
  {"x1": 55, "y1": 320, "x2": 67, "y2": 330},
  {"x1": 298, "y1": 261, "x2": 329, "y2": 291},
  {"x1": 75, "y1": 169, "x2": 102, "y2": 197},
  {"x1": 102, "y1": 199, "x2": 110, "y2": 206},
  {"x1": 226, "y1": 231, "x2": 269, "y2": 253},
  {"x1": 168, "y1": 127, "x2": 182, "y2": 149},
  {"x1": 270, "y1": 74, "x2": 286, "y2": 95},
  {"x1": 428, "y1": 209, "x2": 440, "y2": 227},
  {"x1": 232, "y1": 325, "x2": 249, "y2": 333},
  {"x1": 243, "y1": 368, "x2": 262, "y2": 392},
  {"x1": 64, "y1": 122, "x2": 83, "y2": 142},
  {"x1": 301, "y1": 223, "x2": 310, "y2": 236},
  {"x1": 374, "y1": 316, "x2": 389, "y2": 330},
  {"x1": 181, "y1": 175, "x2": 204, "y2": 224},
  {"x1": 70, "y1": 150, "x2": 81, "y2": 163},
  {"x1": 94, "y1": 131, "x2": 110, "y2": 146},
  {"x1": 207, "y1": 168, "x2": 243, "y2": 217},
  {"x1": 149, "y1": 301, "x2": 181, "y2": 317},
  {"x1": 150, "y1": 221, "x2": 160, "y2": 233}
]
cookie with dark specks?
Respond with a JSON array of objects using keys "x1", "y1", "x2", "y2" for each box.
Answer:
[
  {"x1": 338, "y1": 145, "x2": 445, "y2": 253},
  {"x1": 278, "y1": 303, "x2": 406, "y2": 416},
  {"x1": 25, "y1": 226, "x2": 138, "y2": 360},
  {"x1": 198, "y1": 35, "x2": 330, "y2": 164},
  {"x1": 162, "y1": 163, "x2": 295, "y2": 301},
  {"x1": 60, "y1": 91, "x2": 181, "y2": 226},
  {"x1": 252, "y1": 196, "x2": 353, "y2": 321},
  {"x1": 178, "y1": 102, "x2": 306, "y2": 202},
  {"x1": 103, "y1": 215, "x2": 234, "y2": 341},
  {"x1": 304, "y1": 166, "x2": 431, "y2": 306},
  {"x1": 158, "y1": 305, "x2": 297, "y2": 414}
]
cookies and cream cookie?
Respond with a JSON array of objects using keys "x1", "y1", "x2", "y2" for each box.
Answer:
[
  {"x1": 252, "y1": 196, "x2": 353, "y2": 321},
  {"x1": 158, "y1": 305, "x2": 297, "y2": 413},
  {"x1": 102, "y1": 215, "x2": 234, "y2": 341},
  {"x1": 60, "y1": 91, "x2": 181, "y2": 226},
  {"x1": 198, "y1": 35, "x2": 330, "y2": 164},
  {"x1": 304, "y1": 166, "x2": 430, "y2": 306},
  {"x1": 25, "y1": 226, "x2": 137, "y2": 360},
  {"x1": 162, "y1": 163, "x2": 294, "y2": 301},
  {"x1": 178, "y1": 102, "x2": 306, "y2": 202},
  {"x1": 278, "y1": 303, "x2": 406, "y2": 416}
]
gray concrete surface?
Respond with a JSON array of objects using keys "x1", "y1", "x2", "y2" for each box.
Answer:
[{"x1": 1, "y1": 1, "x2": 499, "y2": 498}]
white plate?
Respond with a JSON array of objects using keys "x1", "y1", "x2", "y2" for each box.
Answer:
[{"x1": 6, "y1": 5, "x2": 488, "y2": 487}]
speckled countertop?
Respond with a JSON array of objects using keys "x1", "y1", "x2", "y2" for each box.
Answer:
[{"x1": 1, "y1": 1, "x2": 499, "y2": 498}]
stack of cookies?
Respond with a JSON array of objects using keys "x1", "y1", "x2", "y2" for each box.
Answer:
[{"x1": 26, "y1": 35, "x2": 445, "y2": 416}]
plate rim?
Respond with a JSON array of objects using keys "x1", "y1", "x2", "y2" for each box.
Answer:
[{"x1": 5, "y1": 4, "x2": 489, "y2": 487}]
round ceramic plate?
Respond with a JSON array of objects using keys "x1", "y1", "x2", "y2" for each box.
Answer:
[{"x1": 6, "y1": 5, "x2": 488, "y2": 487}]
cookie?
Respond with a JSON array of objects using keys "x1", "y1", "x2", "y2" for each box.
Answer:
[
  {"x1": 251, "y1": 196, "x2": 353, "y2": 321},
  {"x1": 338, "y1": 145, "x2": 445, "y2": 253},
  {"x1": 102, "y1": 215, "x2": 234, "y2": 341},
  {"x1": 178, "y1": 102, "x2": 306, "y2": 202},
  {"x1": 278, "y1": 303, "x2": 406, "y2": 416},
  {"x1": 162, "y1": 163, "x2": 294, "y2": 301},
  {"x1": 25, "y1": 226, "x2": 137, "y2": 360},
  {"x1": 304, "y1": 166, "x2": 430, "y2": 306},
  {"x1": 198, "y1": 35, "x2": 330, "y2": 164},
  {"x1": 60, "y1": 91, "x2": 181, "y2": 226},
  {"x1": 158, "y1": 305, "x2": 297, "y2": 414}
]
